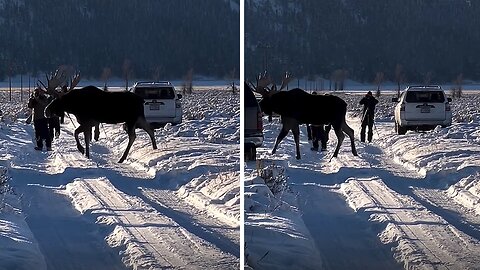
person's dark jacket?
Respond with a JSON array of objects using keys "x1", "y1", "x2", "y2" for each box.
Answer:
[
  {"x1": 359, "y1": 95, "x2": 379, "y2": 117},
  {"x1": 28, "y1": 93, "x2": 49, "y2": 121}
]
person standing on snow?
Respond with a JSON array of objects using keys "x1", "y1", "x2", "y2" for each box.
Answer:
[
  {"x1": 47, "y1": 94, "x2": 61, "y2": 141},
  {"x1": 28, "y1": 88, "x2": 52, "y2": 151},
  {"x1": 309, "y1": 92, "x2": 331, "y2": 151},
  {"x1": 359, "y1": 91, "x2": 378, "y2": 143}
]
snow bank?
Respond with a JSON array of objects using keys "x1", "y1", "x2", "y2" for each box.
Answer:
[
  {"x1": 244, "y1": 163, "x2": 324, "y2": 270},
  {"x1": 0, "y1": 166, "x2": 46, "y2": 270},
  {"x1": 177, "y1": 172, "x2": 240, "y2": 227}
]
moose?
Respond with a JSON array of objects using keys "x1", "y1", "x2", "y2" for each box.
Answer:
[
  {"x1": 251, "y1": 73, "x2": 358, "y2": 159},
  {"x1": 42, "y1": 70, "x2": 157, "y2": 163}
]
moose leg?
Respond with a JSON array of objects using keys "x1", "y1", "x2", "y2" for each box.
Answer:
[
  {"x1": 118, "y1": 124, "x2": 137, "y2": 163},
  {"x1": 94, "y1": 124, "x2": 100, "y2": 141},
  {"x1": 272, "y1": 127, "x2": 289, "y2": 155},
  {"x1": 136, "y1": 118, "x2": 157, "y2": 149},
  {"x1": 342, "y1": 121, "x2": 358, "y2": 156},
  {"x1": 84, "y1": 126, "x2": 93, "y2": 159},
  {"x1": 292, "y1": 124, "x2": 301, "y2": 159},
  {"x1": 74, "y1": 126, "x2": 86, "y2": 154},
  {"x1": 332, "y1": 124, "x2": 345, "y2": 158}
]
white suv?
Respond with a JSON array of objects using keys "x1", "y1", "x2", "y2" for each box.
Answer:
[
  {"x1": 131, "y1": 81, "x2": 183, "y2": 128},
  {"x1": 392, "y1": 85, "x2": 452, "y2": 134}
]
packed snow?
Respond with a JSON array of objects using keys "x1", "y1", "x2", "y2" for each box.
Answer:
[
  {"x1": 0, "y1": 87, "x2": 240, "y2": 270},
  {"x1": 245, "y1": 91, "x2": 480, "y2": 269}
]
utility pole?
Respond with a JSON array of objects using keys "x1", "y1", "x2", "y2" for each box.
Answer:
[
  {"x1": 20, "y1": 74, "x2": 23, "y2": 102},
  {"x1": 8, "y1": 63, "x2": 13, "y2": 102}
]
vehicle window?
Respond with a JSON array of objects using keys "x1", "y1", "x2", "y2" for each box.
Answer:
[
  {"x1": 405, "y1": 91, "x2": 445, "y2": 103},
  {"x1": 135, "y1": 87, "x2": 175, "y2": 99}
]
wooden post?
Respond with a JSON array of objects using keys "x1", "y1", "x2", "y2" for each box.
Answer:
[{"x1": 20, "y1": 74, "x2": 23, "y2": 102}]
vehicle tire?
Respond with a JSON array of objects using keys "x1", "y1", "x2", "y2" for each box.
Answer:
[
  {"x1": 245, "y1": 143, "x2": 256, "y2": 161},
  {"x1": 395, "y1": 122, "x2": 407, "y2": 135}
]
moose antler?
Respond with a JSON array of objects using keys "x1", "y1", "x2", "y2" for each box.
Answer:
[
  {"x1": 279, "y1": 72, "x2": 292, "y2": 91},
  {"x1": 254, "y1": 72, "x2": 272, "y2": 95},
  {"x1": 43, "y1": 69, "x2": 66, "y2": 96},
  {"x1": 68, "y1": 71, "x2": 81, "y2": 91}
]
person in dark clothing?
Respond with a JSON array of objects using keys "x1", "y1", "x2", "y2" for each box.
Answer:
[
  {"x1": 48, "y1": 115, "x2": 61, "y2": 140},
  {"x1": 306, "y1": 92, "x2": 319, "y2": 141},
  {"x1": 309, "y1": 92, "x2": 331, "y2": 151},
  {"x1": 359, "y1": 91, "x2": 379, "y2": 143},
  {"x1": 28, "y1": 88, "x2": 52, "y2": 151},
  {"x1": 306, "y1": 124, "x2": 313, "y2": 141},
  {"x1": 47, "y1": 96, "x2": 61, "y2": 141},
  {"x1": 311, "y1": 124, "x2": 331, "y2": 151}
]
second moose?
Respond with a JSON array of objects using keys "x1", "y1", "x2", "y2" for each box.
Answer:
[{"x1": 252, "y1": 73, "x2": 358, "y2": 159}]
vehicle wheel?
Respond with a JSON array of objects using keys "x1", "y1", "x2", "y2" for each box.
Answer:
[
  {"x1": 395, "y1": 122, "x2": 407, "y2": 135},
  {"x1": 245, "y1": 143, "x2": 256, "y2": 161}
]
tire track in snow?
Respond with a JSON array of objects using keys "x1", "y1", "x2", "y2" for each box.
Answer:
[
  {"x1": 410, "y1": 188, "x2": 480, "y2": 243},
  {"x1": 69, "y1": 178, "x2": 239, "y2": 269},
  {"x1": 139, "y1": 188, "x2": 240, "y2": 257},
  {"x1": 336, "y1": 139, "x2": 480, "y2": 269},
  {"x1": 342, "y1": 176, "x2": 480, "y2": 269}
]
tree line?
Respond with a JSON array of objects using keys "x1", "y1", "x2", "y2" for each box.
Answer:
[
  {"x1": 245, "y1": 0, "x2": 480, "y2": 85},
  {"x1": 0, "y1": 0, "x2": 239, "y2": 81}
]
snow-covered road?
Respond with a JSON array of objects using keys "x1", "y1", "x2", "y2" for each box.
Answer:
[{"x1": 0, "y1": 89, "x2": 240, "y2": 270}]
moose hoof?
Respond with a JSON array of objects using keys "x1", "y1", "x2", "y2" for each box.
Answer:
[
  {"x1": 77, "y1": 146, "x2": 85, "y2": 154},
  {"x1": 296, "y1": 155, "x2": 301, "y2": 160}
]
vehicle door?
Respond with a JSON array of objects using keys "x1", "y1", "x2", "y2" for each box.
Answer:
[{"x1": 244, "y1": 85, "x2": 263, "y2": 135}]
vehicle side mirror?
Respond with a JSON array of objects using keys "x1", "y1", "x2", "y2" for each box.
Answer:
[
  {"x1": 177, "y1": 94, "x2": 183, "y2": 99},
  {"x1": 447, "y1": 97, "x2": 452, "y2": 102},
  {"x1": 391, "y1": 97, "x2": 398, "y2": 102}
]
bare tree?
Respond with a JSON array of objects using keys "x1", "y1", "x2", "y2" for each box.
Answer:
[
  {"x1": 101, "y1": 67, "x2": 112, "y2": 90},
  {"x1": 423, "y1": 71, "x2": 433, "y2": 85},
  {"x1": 8, "y1": 61, "x2": 15, "y2": 102},
  {"x1": 152, "y1": 66, "x2": 163, "y2": 81},
  {"x1": 182, "y1": 68, "x2": 194, "y2": 95},
  {"x1": 227, "y1": 68, "x2": 237, "y2": 93},
  {"x1": 452, "y1": 73, "x2": 463, "y2": 98},
  {"x1": 331, "y1": 69, "x2": 348, "y2": 91},
  {"x1": 374, "y1": 71, "x2": 384, "y2": 97},
  {"x1": 395, "y1": 64, "x2": 406, "y2": 97},
  {"x1": 122, "y1": 59, "x2": 133, "y2": 91}
]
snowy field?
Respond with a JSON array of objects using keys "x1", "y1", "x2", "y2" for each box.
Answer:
[
  {"x1": 245, "y1": 91, "x2": 480, "y2": 269},
  {"x1": 0, "y1": 87, "x2": 240, "y2": 269}
]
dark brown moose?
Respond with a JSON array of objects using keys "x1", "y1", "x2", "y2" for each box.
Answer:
[{"x1": 252, "y1": 73, "x2": 358, "y2": 160}]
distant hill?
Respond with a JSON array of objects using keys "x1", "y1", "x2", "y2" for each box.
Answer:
[
  {"x1": 245, "y1": 0, "x2": 480, "y2": 84},
  {"x1": 0, "y1": 0, "x2": 239, "y2": 80}
]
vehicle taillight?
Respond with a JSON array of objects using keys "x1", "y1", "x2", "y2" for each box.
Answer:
[
  {"x1": 445, "y1": 103, "x2": 451, "y2": 111},
  {"x1": 400, "y1": 103, "x2": 405, "y2": 111},
  {"x1": 257, "y1": 111, "x2": 263, "y2": 130}
]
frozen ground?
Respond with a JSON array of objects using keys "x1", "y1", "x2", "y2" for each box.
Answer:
[
  {"x1": 245, "y1": 91, "x2": 480, "y2": 269},
  {"x1": 0, "y1": 88, "x2": 240, "y2": 269}
]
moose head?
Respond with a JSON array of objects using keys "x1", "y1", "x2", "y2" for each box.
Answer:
[
  {"x1": 251, "y1": 72, "x2": 293, "y2": 118},
  {"x1": 42, "y1": 69, "x2": 81, "y2": 119}
]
